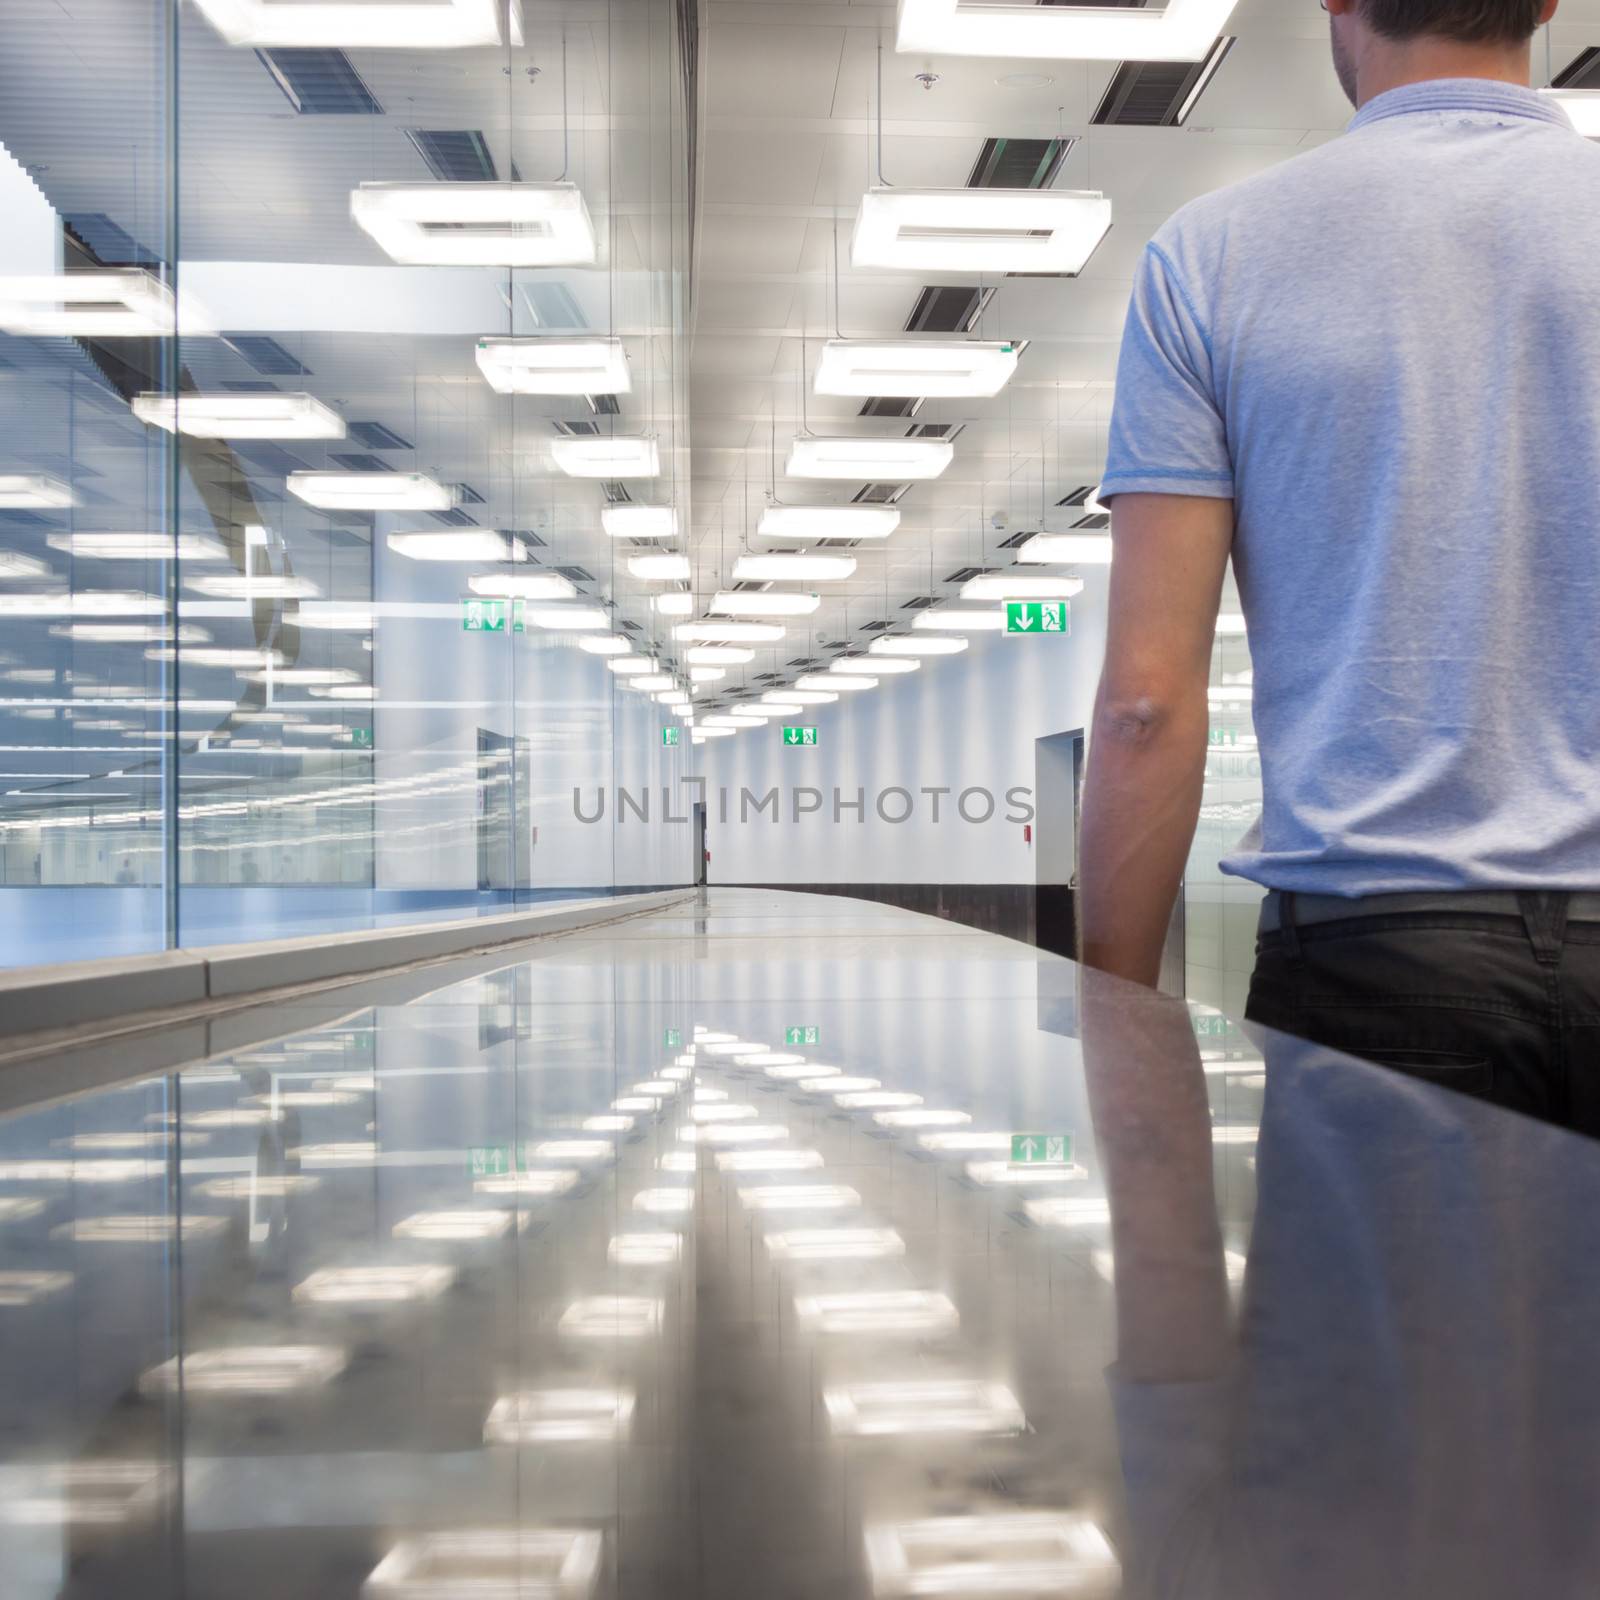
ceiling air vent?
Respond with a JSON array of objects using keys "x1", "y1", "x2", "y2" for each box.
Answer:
[
  {"x1": 858, "y1": 620, "x2": 893, "y2": 632},
  {"x1": 63, "y1": 214, "x2": 157, "y2": 266},
  {"x1": 944, "y1": 566, "x2": 996, "y2": 585},
  {"x1": 406, "y1": 129, "x2": 498, "y2": 182},
  {"x1": 787, "y1": 657, "x2": 823, "y2": 669},
  {"x1": 859, "y1": 396, "x2": 923, "y2": 419},
  {"x1": 330, "y1": 452, "x2": 392, "y2": 473},
  {"x1": 430, "y1": 508, "x2": 478, "y2": 528},
  {"x1": 910, "y1": 422, "x2": 961, "y2": 440},
  {"x1": 1092, "y1": 37, "x2": 1236, "y2": 128},
  {"x1": 501, "y1": 528, "x2": 547, "y2": 548},
  {"x1": 256, "y1": 48, "x2": 383, "y2": 115},
  {"x1": 997, "y1": 529, "x2": 1035, "y2": 549},
  {"x1": 852, "y1": 484, "x2": 908, "y2": 505},
  {"x1": 618, "y1": 620, "x2": 642, "y2": 633},
  {"x1": 521, "y1": 282, "x2": 588, "y2": 329},
  {"x1": 755, "y1": 672, "x2": 784, "y2": 683},
  {"x1": 1554, "y1": 46, "x2": 1600, "y2": 88},
  {"x1": 1073, "y1": 513, "x2": 1111, "y2": 530},
  {"x1": 347, "y1": 421, "x2": 411, "y2": 450},
  {"x1": 226, "y1": 335, "x2": 310, "y2": 376},
  {"x1": 601, "y1": 482, "x2": 633, "y2": 504},
  {"x1": 555, "y1": 565, "x2": 594, "y2": 584},
  {"x1": 1057, "y1": 485, "x2": 1097, "y2": 508},
  {"x1": 454, "y1": 482, "x2": 485, "y2": 505},
  {"x1": 232, "y1": 442, "x2": 309, "y2": 475},
  {"x1": 900, "y1": 595, "x2": 939, "y2": 610},
  {"x1": 554, "y1": 420, "x2": 600, "y2": 437},
  {"x1": 219, "y1": 380, "x2": 279, "y2": 393},
  {"x1": 816, "y1": 538, "x2": 862, "y2": 550},
  {"x1": 966, "y1": 136, "x2": 1072, "y2": 191},
  {"x1": 904, "y1": 285, "x2": 993, "y2": 334},
  {"x1": 589, "y1": 394, "x2": 622, "y2": 417}
]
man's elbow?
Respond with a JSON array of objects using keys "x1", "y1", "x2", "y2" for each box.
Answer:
[{"x1": 1093, "y1": 684, "x2": 1208, "y2": 755}]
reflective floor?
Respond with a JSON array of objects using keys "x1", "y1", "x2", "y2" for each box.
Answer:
[{"x1": 1, "y1": 889, "x2": 1598, "y2": 1597}]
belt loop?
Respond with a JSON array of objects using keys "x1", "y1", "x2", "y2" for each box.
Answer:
[
  {"x1": 1279, "y1": 890, "x2": 1305, "y2": 969},
  {"x1": 1519, "y1": 891, "x2": 1570, "y2": 968}
]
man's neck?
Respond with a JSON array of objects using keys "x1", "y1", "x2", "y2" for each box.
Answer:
[{"x1": 1357, "y1": 41, "x2": 1533, "y2": 108}]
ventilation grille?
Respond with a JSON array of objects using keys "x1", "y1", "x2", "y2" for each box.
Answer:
[
  {"x1": 430, "y1": 508, "x2": 478, "y2": 528},
  {"x1": 226, "y1": 336, "x2": 309, "y2": 376},
  {"x1": 329, "y1": 452, "x2": 392, "y2": 473},
  {"x1": 602, "y1": 482, "x2": 633, "y2": 504},
  {"x1": 63, "y1": 214, "x2": 156, "y2": 266},
  {"x1": 219, "y1": 380, "x2": 279, "y2": 393},
  {"x1": 904, "y1": 285, "x2": 991, "y2": 334},
  {"x1": 911, "y1": 422, "x2": 961, "y2": 440},
  {"x1": 944, "y1": 565, "x2": 995, "y2": 585},
  {"x1": 501, "y1": 528, "x2": 548, "y2": 548},
  {"x1": 857, "y1": 619, "x2": 893, "y2": 632},
  {"x1": 554, "y1": 420, "x2": 599, "y2": 437},
  {"x1": 347, "y1": 420, "x2": 411, "y2": 450},
  {"x1": 232, "y1": 442, "x2": 309, "y2": 475},
  {"x1": 859, "y1": 397, "x2": 922, "y2": 419},
  {"x1": 900, "y1": 595, "x2": 938, "y2": 610},
  {"x1": 555, "y1": 565, "x2": 594, "y2": 584},
  {"x1": 1092, "y1": 38, "x2": 1235, "y2": 129},
  {"x1": 618, "y1": 620, "x2": 642, "y2": 633},
  {"x1": 256, "y1": 48, "x2": 382, "y2": 115},
  {"x1": 966, "y1": 136, "x2": 1072, "y2": 191},
  {"x1": 590, "y1": 394, "x2": 622, "y2": 417},
  {"x1": 406, "y1": 129, "x2": 497, "y2": 182},
  {"x1": 852, "y1": 484, "x2": 908, "y2": 505},
  {"x1": 787, "y1": 657, "x2": 823, "y2": 669},
  {"x1": 998, "y1": 529, "x2": 1035, "y2": 549},
  {"x1": 522, "y1": 282, "x2": 588, "y2": 329},
  {"x1": 1074, "y1": 513, "x2": 1111, "y2": 530},
  {"x1": 1057, "y1": 486, "x2": 1097, "y2": 508},
  {"x1": 454, "y1": 482, "x2": 485, "y2": 505}
]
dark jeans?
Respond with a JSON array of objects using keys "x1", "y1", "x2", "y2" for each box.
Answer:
[{"x1": 1245, "y1": 892, "x2": 1600, "y2": 1137}]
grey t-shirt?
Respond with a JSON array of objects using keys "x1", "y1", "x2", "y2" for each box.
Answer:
[{"x1": 1102, "y1": 79, "x2": 1600, "y2": 897}]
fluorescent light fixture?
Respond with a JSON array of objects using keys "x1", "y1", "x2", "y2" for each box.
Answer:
[
  {"x1": 794, "y1": 1290, "x2": 959, "y2": 1338},
  {"x1": 194, "y1": 574, "x2": 320, "y2": 601},
  {"x1": 732, "y1": 553, "x2": 857, "y2": 582},
  {"x1": 366, "y1": 1532, "x2": 602, "y2": 1600},
  {"x1": 898, "y1": 0, "x2": 1235, "y2": 57},
  {"x1": 965, "y1": 1160, "x2": 1088, "y2": 1187},
  {"x1": 469, "y1": 571, "x2": 578, "y2": 600},
  {"x1": 714, "y1": 1149, "x2": 825, "y2": 1174},
  {"x1": 1, "y1": 1460, "x2": 173, "y2": 1526},
  {"x1": 834, "y1": 1091, "x2": 923, "y2": 1110},
  {"x1": 474, "y1": 337, "x2": 629, "y2": 395},
  {"x1": 1017, "y1": 532, "x2": 1112, "y2": 565},
  {"x1": 132, "y1": 392, "x2": 344, "y2": 440},
  {"x1": 703, "y1": 715, "x2": 763, "y2": 729},
  {"x1": 558, "y1": 1295, "x2": 663, "y2": 1340},
  {"x1": 0, "y1": 548, "x2": 50, "y2": 579},
  {"x1": 288, "y1": 471, "x2": 453, "y2": 511},
  {"x1": 870, "y1": 635, "x2": 967, "y2": 657},
  {"x1": 824, "y1": 1380, "x2": 1025, "y2": 1438},
  {"x1": 191, "y1": 0, "x2": 523, "y2": 48},
  {"x1": 814, "y1": 338, "x2": 1018, "y2": 399},
  {"x1": 528, "y1": 605, "x2": 610, "y2": 631},
  {"x1": 609, "y1": 1233, "x2": 682, "y2": 1266},
  {"x1": 765, "y1": 1062, "x2": 836, "y2": 1081},
  {"x1": 45, "y1": 532, "x2": 226, "y2": 561},
  {"x1": 0, "y1": 271, "x2": 175, "y2": 337},
  {"x1": 736, "y1": 1052, "x2": 805, "y2": 1067},
  {"x1": 353, "y1": 180, "x2": 594, "y2": 267},
  {"x1": 787, "y1": 435, "x2": 953, "y2": 480},
  {"x1": 583, "y1": 1114, "x2": 634, "y2": 1133},
  {"x1": 530, "y1": 1140, "x2": 614, "y2": 1163},
  {"x1": 0, "y1": 474, "x2": 74, "y2": 510},
  {"x1": 690, "y1": 1102, "x2": 758, "y2": 1122},
  {"x1": 754, "y1": 702, "x2": 804, "y2": 717},
  {"x1": 695, "y1": 726, "x2": 735, "y2": 739},
  {"x1": 776, "y1": 689, "x2": 839, "y2": 706},
  {"x1": 601, "y1": 504, "x2": 678, "y2": 540},
  {"x1": 0, "y1": 1197, "x2": 47, "y2": 1223},
  {"x1": 805, "y1": 1075, "x2": 878, "y2": 1093},
  {"x1": 765, "y1": 1227, "x2": 904, "y2": 1262},
  {"x1": 195, "y1": 1174, "x2": 318, "y2": 1200},
  {"x1": 1023, "y1": 1197, "x2": 1111, "y2": 1230},
  {"x1": 629, "y1": 553, "x2": 691, "y2": 581},
  {"x1": 141, "y1": 1345, "x2": 347, "y2": 1395},
  {"x1": 864, "y1": 1514, "x2": 1119, "y2": 1597},
  {"x1": 474, "y1": 1169, "x2": 579, "y2": 1197},
  {"x1": 633, "y1": 1187, "x2": 695, "y2": 1214},
  {"x1": 918, "y1": 1131, "x2": 1011, "y2": 1153},
  {"x1": 387, "y1": 529, "x2": 522, "y2": 562},
  {"x1": 960, "y1": 573, "x2": 1085, "y2": 601},
  {"x1": 0, "y1": 1271, "x2": 73, "y2": 1307},
  {"x1": 739, "y1": 1184, "x2": 860, "y2": 1212},
  {"x1": 293, "y1": 1265, "x2": 454, "y2": 1305},
  {"x1": 52, "y1": 1215, "x2": 227, "y2": 1244},
  {"x1": 914, "y1": 606, "x2": 1005, "y2": 631},
  {"x1": 799, "y1": 673, "x2": 874, "y2": 692},
  {"x1": 710, "y1": 590, "x2": 820, "y2": 617},
  {"x1": 607, "y1": 656, "x2": 653, "y2": 674},
  {"x1": 552, "y1": 436, "x2": 660, "y2": 478},
  {"x1": 675, "y1": 622, "x2": 785, "y2": 643},
  {"x1": 692, "y1": 1122, "x2": 789, "y2": 1145},
  {"x1": 653, "y1": 690, "x2": 689, "y2": 705},
  {"x1": 759, "y1": 505, "x2": 900, "y2": 541},
  {"x1": 687, "y1": 645, "x2": 755, "y2": 665},
  {"x1": 393, "y1": 1210, "x2": 513, "y2": 1242},
  {"x1": 1544, "y1": 87, "x2": 1600, "y2": 137},
  {"x1": 484, "y1": 1387, "x2": 635, "y2": 1445},
  {"x1": 579, "y1": 634, "x2": 632, "y2": 655},
  {"x1": 621, "y1": 673, "x2": 674, "y2": 690},
  {"x1": 1215, "y1": 613, "x2": 1247, "y2": 636},
  {"x1": 874, "y1": 1108, "x2": 971, "y2": 1129},
  {"x1": 854, "y1": 184, "x2": 1111, "y2": 275},
  {"x1": 840, "y1": 654, "x2": 918, "y2": 674},
  {"x1": 654, "y1": 591, "x2": 694, "y2": 616}
]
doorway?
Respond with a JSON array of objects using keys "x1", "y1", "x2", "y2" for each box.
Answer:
[
  {"x1": 1034, "y1": 729, "x2": 1084, "y2": 958},
  {"x1": 692, "y1": 801, "x2": 707, "y2": 887}
]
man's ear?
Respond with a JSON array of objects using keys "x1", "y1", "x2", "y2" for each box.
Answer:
[{"x1": 1539, "y1": 0, "x2": 1560, "y2": 26}]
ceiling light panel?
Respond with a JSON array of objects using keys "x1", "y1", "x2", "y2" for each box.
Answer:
[
  {"x1": 0, "y1": 474, "x2": 74, "y2": 509},
  {"x1": 814, "y1": 339, "x2": 1018, "y2": 399},
  {"x1": 653, "y1": 592, "x2": 693, "y2": 616},
  {"x1": 852, "y1": 186, "x2": 1112, "y2": 275},
  {"x1": 468, "y1": 572, "x2": 577, "y2": 600},
  {"x1": 1544, "y1": 88, "x2": 1600, "y2": 137},
  {"x1": 351, "y1": 181, "x2": 594, "y2": 267},
  {"x1": 0, "y1": 271, "x2": 175, "y2": 338},
  {"x1": 731, "y1": 554, "x2": 856, "y2": 583},
  {"x1": 288, "y1": 471, "x2": 453, "y2": 511},
  {"x1": 843, "y1": 654, "x2": 918, "y2": 673},
  {"x1": 528, "y1": 606, "x2": 610, "y2": 630},
  {"x1": 628, "y1": 553, "x2": 691, "y2": 581},
  {"x1": 132, "y1": 392, "x2": 345, "y2": 440},
  {"x1": 191, "y1": 0, "x2": 523, "y2": 48},
  {"x1": 552, "y1": 436, "x2": 660, "y2": 478},
  {"x1": 602, "y1": 505, "x2": 677, "y2": 539},
  {"x1": 787, "y1": 436, "x2": 952, "y2": 480},
  {"x1": 1017, "y1": 533, "x2": 1113, "y2": 565},
  {"x1": 674, "y1": 622, "x2": 785, "y2": 643},
  {"x1": 871, "y1": 636, "x2": 968, "y2": 656},
  {"x1": 686, "y1": 646, "x2": 755, "y2": 665},
  {"x1": 474, "y1": 338, "x2": 630, "y2": 396},
  {"x1": 961, "y1": 574, "x2": 1086, "y2": 601},
  {"x1": 913, "y1": 606, "x2": 1005, "y2": 631},
  {"x1": 710, "y1": 591, "x2": 820, "y2": 617},
  {"x1": 799, "y1": 673, "x2": 874, "y2": 692},
  {"x1": 758, "y1": 506, "x2": 900, "y2": 541},
  {"x1": 896, "y1": 0, "x2": 1239, "y2": 61},
  {"x1": 386, "y1": 530, "x2": 521, "y2": 562}
]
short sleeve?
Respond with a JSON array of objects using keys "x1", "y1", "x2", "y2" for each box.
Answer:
[{"x1": 1100, "y1": 241, "x2": 1235, "y2": 502}]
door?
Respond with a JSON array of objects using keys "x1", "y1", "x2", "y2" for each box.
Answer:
[{"x1": 692, "y1": 802, "x2": 707, "y2": 887}]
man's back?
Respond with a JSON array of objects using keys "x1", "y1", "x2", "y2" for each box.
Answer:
[{"x1": 1103, "y1": 80, "x2": 1600, "y2": 895}]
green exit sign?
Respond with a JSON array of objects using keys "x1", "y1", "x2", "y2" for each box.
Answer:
[
  {"x1": 662, "y1": 727, "x2": 680, "y2": 747},
  {"x1": 782, "y1": 726, "x2": 819, "y2": 747},
  {"x1": 1007, "y1": 601, "x2": 1070, "y2": 635},
  {"x1": 348, "y1": 727, "x2": 373, "y2": 749},
  {"x1": 462, "y1": 598, "x2": 525, "y2": 633},
  {"x1": 785, "y1": 1025, "x2": 819, "y2": 1047},
  {"x1": 663, "y1": 1028, "x2": 682, "y2": 1049},
  {"x1": 468, "y1": 1145, "x2": 514, "y2": 1177},
  {"x1": 1010, "y1": 1132, "x2": 1073, "y2": 1166}
]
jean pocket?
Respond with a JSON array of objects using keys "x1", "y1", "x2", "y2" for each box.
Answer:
[{"x1": 1352, "y1": 1047, "x2": 1493, "y2": 1093}]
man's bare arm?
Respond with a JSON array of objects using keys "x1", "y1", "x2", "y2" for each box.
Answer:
[{"x1": 1077, "y1": 493, "x2": 1235, "y2": 988}]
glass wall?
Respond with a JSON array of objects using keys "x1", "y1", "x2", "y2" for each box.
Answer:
[{"x1": 0, "y1": 0, "x2": 695, "y2": 968}]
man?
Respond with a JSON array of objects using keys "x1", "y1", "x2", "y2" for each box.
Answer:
[{"x1": 1077, "y1": 0, "x2": 1600, "y2": 1129}]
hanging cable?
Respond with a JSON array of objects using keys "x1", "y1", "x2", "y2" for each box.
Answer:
[{"x1": 876, "y1": 39, "x2": 894, "y2": 187}]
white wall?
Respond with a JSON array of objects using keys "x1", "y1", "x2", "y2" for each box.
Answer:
[{"x1": 697, "y1": 571, "x2": 1109, "y2": 885}]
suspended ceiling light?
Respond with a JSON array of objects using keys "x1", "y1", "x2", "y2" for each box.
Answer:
[
  {"x1": 468, "y1": 571, "x2": 578, "y2": 600},
  {"x1": 675, "y1": 621, "x2": 785, "y2": 643},
  {"x1": 579, "y1": 634, "x2": 633, "y2": 655},
  {"x1": 1215, "y1": 613, "x2": 1247, "y2": 636},
  {"x1": 607, "y1": 656, "x2": 654, "y2": 675},
  {"x1": 527, "y1": 605, "x2": 610, "y2": 631},
  {"x1": 788, "y1": 436, "x2": 952, "y2": 481},
  {"x1": 873, "y1": 635, "x2": 969, "y2": 656},
  {"x1": 131, "y1": 392, "x2": 344, "y2": 440},
  {"x1": 852, "y1": 186, "x2": 1112, "y2": 275},
  {"x1": 813, "y1": 339, "x2": 1018, "y2": 399},
  {"x1": 0, "y1": 591, "x2": 166, "y2": 617},
  {"x1": 1018, "y1": 533, "x2": 1112, "y2": 565},
  {"x1": 386, "y1": 530, "x2": 523, "y2": 563},
  {"x1": 686, "y1": 645, "x2": 755, "y2": 666},
  {"x1": 913, "y1": 605, "x2": 1005, "y2": 632},
  {"x1": 352, "y1": 181, "x2": 594, "y2": 267},
  {"x1": 0, "y1": 474, "x2": 74, "y2": 510},
  {"x1": 846, "y1": 653, "x2": 919, "y2": 673},
  {"x1": 602, "y1": 505, "x2": 677, "y2": 540},
  {"x1": 628, "y1": 553, "x2": 691, "y2": 581},
  {"x1": 760, "y1": 702, "x2": 805, "y2": 717},
  {"x1": 190, "y1": 0, "x2": 523, "y2": 48},
  {"x1": 288, "y1": 471, "x2": 453, "y2": 512},
  {"x1": 696, "y1": 726, "x2": 736, "y2": 739},
  {"x1": 0, "y1": 271, "x2": 175, "y2": 338},
  {"x1": 777, "y1": 689, "x2": 839, "y2": 705},
  {"x1": 690, "y1": 665, "x2": 726, "y2": 683},
  {"x1": 552, "y1": 436, "x2": 660, "y2": 479},
  {"x1": 895, "y1": 0, "x2": 1238, "y2": 61},
  {"x1": 653, "y1": 592, "x2": 693, "y2": 616},
  {"x1": 758, "y1": 505, "x2": 900, "y2": 541},
  {"x1": 243, "y1": 666, "x2": 354, "y2": 685},
  {"x1": 474, "y1": 337, "x2": 630, "y2": 396},
  {"x1": 653, "y1": 690, "x2": 689, "y2": 705},
  {"x1": 0, "y1": 549, "x2": 50, "y2": 578},
  {"x1": 45, "y1": 532, "x2": 227, "y2": 561},
  {"x1": 623, "y1": 674, "x2": 675, "y2": 691},
  {"x1": 191, "y1": 573, "x2": 319, "y2": 599},
  {"x1": 710, "y1": 591, "x2": 820, "y2": 617},
  {"x1": 704, "y1": 714, "x2": 764, "y2": 729},
  {"x1": 732, "y1": 553, "x2": 856, "y2": 582},
  {"x1": 1543, "y1": 87, "x2": 1600, "y2": 137},
  {"x1": 799, "y1": 673, "x2": 874, "y2": 692},
  {"x1": 961, "y1": 573, "x2": 1086, "y2": 601}
]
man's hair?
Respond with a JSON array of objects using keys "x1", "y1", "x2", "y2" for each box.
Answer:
[{"x1": 1357, "y1": 0, "x2": 1544, "y2": 41}]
